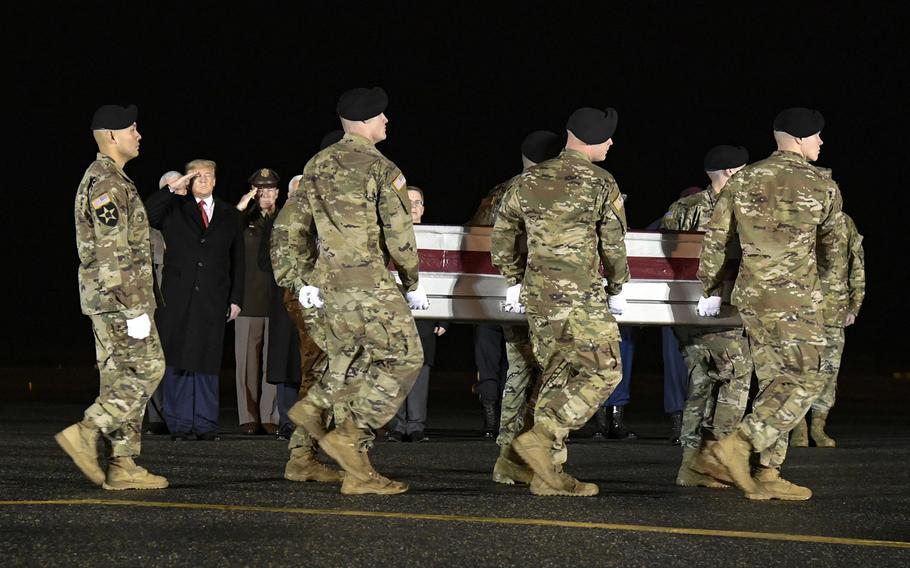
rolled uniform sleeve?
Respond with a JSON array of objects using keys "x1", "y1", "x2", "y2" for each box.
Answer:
[
  {"x1": 376, "y1": 163, "x2": 420, "y2": 292},
  {"x1": 491, "y1": 182, "x2": 527, "y2": 286}
]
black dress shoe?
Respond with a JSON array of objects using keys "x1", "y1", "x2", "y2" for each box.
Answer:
[
  {"x1": 668, "y1": 412, "x2": 683, "y2": 445},
  {"x1": 387, "y1": 431, "x2": 404, "y2": 442},
  {"x1": 196, "y1": 431, "x2": 221, "y2": 441},
  {"x1": 171, "y1": 432, "x2": 190, "y2": 441},
  {"x1": 607, "y1": 406, "x2": 638, "y2": 440},
  {"x1": 410, "y1": 431, "x2": 428, "y2": 443}
]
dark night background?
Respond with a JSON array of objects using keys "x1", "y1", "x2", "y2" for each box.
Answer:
[{"x1": 4, "y1": 2, "x2": 909, "y2": 380}]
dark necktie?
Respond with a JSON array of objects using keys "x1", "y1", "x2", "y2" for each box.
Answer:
[{"x1": 198, "y1": 201, "x2": 209, "y2": 228}]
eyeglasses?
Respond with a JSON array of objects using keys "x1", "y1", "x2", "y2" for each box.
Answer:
[{"x1": 411, "y1": 200, "x2": 424, "y2": 207}]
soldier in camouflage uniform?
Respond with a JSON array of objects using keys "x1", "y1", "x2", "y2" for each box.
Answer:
[
  {"x1": 661, "y1": 145, "x2": 754, "y2": 489},
  {"x1": 790, "y1": 210, "x2": 864, "y2": 448},
  {"x1": 694, "y1": 108, "x2": 842, "y2": 500},
  {"x1": 272, "y1": 88, "x2": 427, "y2": 495},
  {"x1": 493, "y1": 107, "x2": 629, "y2": 497},
  {"x1": 468, "y1": 131, "x2": 562, "y2": 485},
  {"x1": 56, "y1": 104, "x2": 170, "y2": 490}
]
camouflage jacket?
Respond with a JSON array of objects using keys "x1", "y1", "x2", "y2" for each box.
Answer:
[
  {"x1": 660, "y1": 186, "x2": 717, "y2": 232},
  {"x1": 74, "y1": 153, "x2": 156, "y2": 318},
  {"x1": 820, "y1": 212, "x2": 865, "y2": 326},
  {"x1": 467, "y1": 178, "x2": 513, "y2": 226},
  {"x1": 271, "y1": 133, "x2": 419, "y2": 294},
  {"x1": 492, "y1": 148, "x2": 629, "y2": 307},
  {"x1": 698, "y1": 150, "x2": 842, "y2": 314}
]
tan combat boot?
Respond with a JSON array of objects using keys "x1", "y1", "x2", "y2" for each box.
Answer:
[
  {"x1": 288, "y1": 399, "x2": 329, "y2": 441},
  {"x1": 676, "y1": 447, "x2": 730, "y2": 488},
  {"x1": 753, "y1": 467, "x2": 812, "y2": 500},
  {"x1": 530, "y1": 472, "x2": 599, "y2": 497},
  {"x1": 55, "y1": 421, "x2": 104, "y2": 486},
  {"x1": 285, "y1": 446, "x2": 344, "y2": 483},
  {"x1": 338, "y1": 445, "x2": 408, "y2": 495},
  {"x1": 810, "y1": 411, "x2": 836, "y2": 447},
  {"x1": 694, "y1": 432, "x2": 763, "y2": 497},
  {"x1": 492, "y1": 444, "x2": 533, "y2": 485},
  {"x1": 512, "y1": 424, "x2": 564, "y2": 490},
  {"x1": 103, "y1": 457, "x2": 168, "y2": 490},
  {"x1": 789, "y1": 418, "x2": 809, "y2": 447}
]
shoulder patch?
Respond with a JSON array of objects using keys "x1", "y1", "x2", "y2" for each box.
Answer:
[
  {"x1": 611, "y1": 193, "x2": 625, "y2": 211},
  {"x1": 95, "y1": 201, "x2": 120, "y2": 227},
  {"x1": 91, "y1": 194, "x2": 111, "y2": 209},
  {"x1": 392, "y1": 173, "x2": 407, "y2": 191}
]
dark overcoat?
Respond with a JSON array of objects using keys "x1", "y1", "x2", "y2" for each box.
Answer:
[{"x1": 145, "y1": 189, "x2": 244, "y2": 374}]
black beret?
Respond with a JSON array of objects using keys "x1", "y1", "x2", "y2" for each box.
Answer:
[
  {"x1": 336, "y1": 87, "x2": 388, "y2": 121},
  {"x1": 704, "y1": 145, "x2": 749, "y2": 171},
  {"x1": 248, "y1": 167, "x2": 281, "y2": 188},
  {"x1": 319, "y1": 129, "x2": 344, "y2": 150},
  {"x1": 566, "y1": 107, "x2": 618, "y2": 145},
  {"x1": 520, "y1": 130, "x2": 563, "y2": 164},
  {"x1": 773, "y1": 107, "x2": 825, "y2": 137},
  {"x1": 91, "y1": 104, "x2": 138, "y2": 130}
]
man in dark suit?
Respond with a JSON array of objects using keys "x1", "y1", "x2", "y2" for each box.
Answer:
[{"x1": 145, "y1": 158, "x2": 244, "y2": 441}]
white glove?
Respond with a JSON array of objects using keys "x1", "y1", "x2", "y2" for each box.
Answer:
[
  {"x1": 298, "y1": 286, "x2": 324, "y2": 309},
  {"x1": 406, "y1": 283, "x2": 430, "y2": 310},
  {"x1": 608, "y1": 291, "x2": 627, "y2": 315},
  {"x1": 696, "y1": 296, "x2": 722, "y2": 317},
  {"x1": 502, "y1": 283, "x2": 525, "y2": 314},
  {"x1": 126, "y1": 313, "x2": 151, "y2": 340}
]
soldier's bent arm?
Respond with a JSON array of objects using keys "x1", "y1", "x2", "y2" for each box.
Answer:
[
  {"x1": 697, "y1": 184, "x2": 736, "y2": 297},
  {"x1": 846, "y1": 215, "x2": 866, "y2": 315},
  {"x1": 86, "y1": 178, "x2": 148, "y2": 319},
  {"x1": 270, "y1": 192, "x2": 316, "y2": 295},
  {"x1": 659, "y1": 201, "x2": 688, "y2": 232},
  {"x1": 376, "y1": 164, "x2": 420, "y2": 292},
  {"x1": 598, "y1": 181, "x2": 630, "y2": 295},
  {"x1": 490, "y1": 184, "x2": 527, "y2": 286},
  {"x1": 144, "y1": 187, "x2": 182, "y2": 230},
  {"x1": 815, "y1": 183, "x2": 843, "y2": 280}
]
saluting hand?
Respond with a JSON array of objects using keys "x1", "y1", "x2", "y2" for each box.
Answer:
[
  {"x1": 236, "y1": 188, "x2": 258, "y2": 211},
  {"x1": 168, "y1": 172, "x2": 197, "y2": 196}
]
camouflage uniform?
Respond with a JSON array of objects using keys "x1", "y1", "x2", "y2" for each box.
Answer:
[
  {"x1": 813, "y1": 212, "x2": 864, "y2": 413},
  {"x1": 272, "y1": 133, "x2": 423, "y2": 447},
  {"x1": 698, "y1": 150, "x2": 841, "y2": 469},
  {"x1": 492, "y1": 148, "x2": 629, "y2": 448},
  {"x1": 468, "y1": 178, "x2": 539, "y2": 448},
  {"x1": 660, "y1": 188, "x2": 753, "y2": 449},
  {"x1": 75, "y1": 153, "x2": 165, "y2": 457}
]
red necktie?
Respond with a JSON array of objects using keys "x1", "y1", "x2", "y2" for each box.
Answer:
[{"x1": 198, "y1": 201, "x2": 209, "y2": 228}]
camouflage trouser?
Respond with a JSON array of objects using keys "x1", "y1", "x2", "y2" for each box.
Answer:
[
  {"x1": 675, "y1": 326, "x2": 753, "y2": 450},
  {"x1": 526, "y1": 304, "x2": 623, "y2": 454},
  {"x1": 496, "y1": 324, "x2": 539, "y2": 447},
  {"x1": 737, "y1": 309, "x2": 826, "y2": 468},
  {"x1": 83, "y1": 312, "x2": 165, "y2": 458},
  {"x1": 283, "y1": 290, "x2": 330, "y2": 452},
  {"x1": 318, "y1": 286, "x2": 423, "y2": 441},
  {"x1": 812, "y1": 326, "x2": 845, "y2": 413}
]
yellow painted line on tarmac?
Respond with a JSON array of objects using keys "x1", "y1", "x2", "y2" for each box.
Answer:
[{"x1": 1, "y1": 499, "x2": 909, "y2": 550}]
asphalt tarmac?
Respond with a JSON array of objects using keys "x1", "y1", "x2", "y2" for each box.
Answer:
[{"x1": 1, "y1": 372, "x2": 908, "y2": 567}]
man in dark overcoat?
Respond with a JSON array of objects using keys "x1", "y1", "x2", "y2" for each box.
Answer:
[{"x1": 145, "y1": 158, "x2": 244, "y2": 440}]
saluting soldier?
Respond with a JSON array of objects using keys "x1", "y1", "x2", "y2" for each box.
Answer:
[
  {"x1": 660, "y1": 145, "x2": 754, "y2": 488},
  {"x1": 694, "y1": 107, "x2": 841, "y2": 500},
  {"x1": 492, "y1": 107, "x2": 629, "y2": 497},
  {"x1": 272, "y1": 88, "x2": 428, "y2": 495},
  {"x1": 56, "y1": 104, "x2": 169, "y2": 490}
]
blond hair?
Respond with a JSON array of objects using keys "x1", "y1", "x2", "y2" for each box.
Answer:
[{"x1": 185, "y1": 159, "x2": 217, "y2": 173}]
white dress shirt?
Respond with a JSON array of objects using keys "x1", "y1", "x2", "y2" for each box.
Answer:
[{"x1": 194, "y1": 196, "x2": 214, "y2": 222}]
